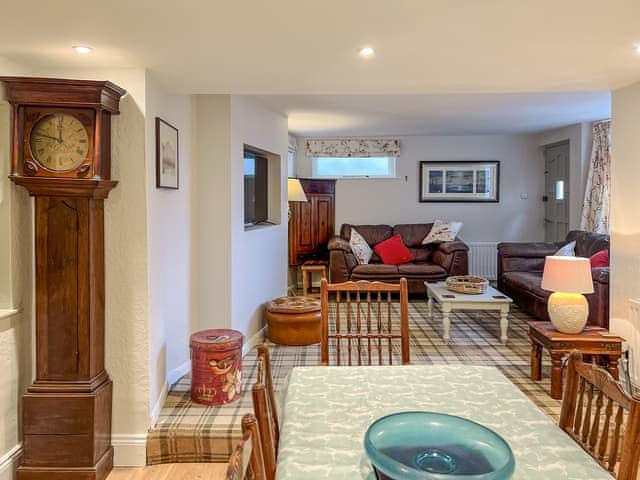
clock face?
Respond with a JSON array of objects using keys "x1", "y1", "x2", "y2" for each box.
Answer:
[{"x1": 28, "y1": 113, "x2": 90, "y2": 172}]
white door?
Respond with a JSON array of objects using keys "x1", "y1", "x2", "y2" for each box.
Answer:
[{"x1": 544, "y1": 142, "x2": 570, "y2": 242}]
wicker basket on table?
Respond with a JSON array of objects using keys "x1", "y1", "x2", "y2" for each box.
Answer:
[{"x1": 446, "y1": 275, "x2": 489, "y2": 295}]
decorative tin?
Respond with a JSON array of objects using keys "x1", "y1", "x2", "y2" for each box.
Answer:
[{"x1": 190, "y1": 329, "x2": 243, "y2": 406}]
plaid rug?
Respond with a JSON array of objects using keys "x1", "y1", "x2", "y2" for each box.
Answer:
[{"x1": 146, "y1": 301, "x2": 560, "y2": 464}]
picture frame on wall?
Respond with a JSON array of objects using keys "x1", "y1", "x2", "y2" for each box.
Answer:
[
  {"x1": 156, "y1": 117, "x2": 179, "y2": 189},
  {"x1": 419, "y1": 161, "x2": 500, "y2": 202}
]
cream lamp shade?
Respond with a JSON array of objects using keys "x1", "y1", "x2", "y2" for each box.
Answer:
[
  {"x1": 287, "y1": 178, "x2": 308, "y2": 203},
  {"x1": 541, "y1": 256, "x2": 593, "y2": 334},
  {"x1": 541, "y1": 256, "x2": 594, "y2": 294}
]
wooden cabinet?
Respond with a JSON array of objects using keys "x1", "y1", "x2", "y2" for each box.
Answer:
[{"x1": 288, "y1": 179, "x2": 335, "y2": 265}]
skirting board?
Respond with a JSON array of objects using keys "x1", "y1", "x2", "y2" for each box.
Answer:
[
  {"x1": 167, "y1": 360, "x2": 191, "y2": 388},
  {"x1": 113, "y1": 433, "x2": 148, "y2": 467},
  {"x1": 150, "y1": 380, "x2": 169, "y2": 428},
  {"x1": 0, "y1": 443, "x2": 22, "y2": 480},
  {"x1": 244, "y1": 326, "x2": 266, "y2": 356}
]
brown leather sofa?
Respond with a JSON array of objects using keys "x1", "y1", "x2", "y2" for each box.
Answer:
[
  {"x1": 497, "y1": 231, "x2": 609, "y2": 329},
  {"x1": 328, "y1": 223, "x2": 469, "y2": 294}
]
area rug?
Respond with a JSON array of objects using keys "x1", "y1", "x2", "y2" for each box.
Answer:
[{"x1": 146, "y1": 301, "x2": 559, "y2": 464}]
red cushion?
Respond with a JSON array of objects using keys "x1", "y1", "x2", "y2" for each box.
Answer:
[
  {"x1": 589, "y1": 249, "x2": 609, "y2": 268},
  {"x1": 374, "y1": 234, "x2": 415, "y2": 265}
]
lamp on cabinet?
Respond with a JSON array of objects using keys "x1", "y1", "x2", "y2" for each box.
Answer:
[{"x1": 287, "y1": 178, "x2": 308, "y2": 221}]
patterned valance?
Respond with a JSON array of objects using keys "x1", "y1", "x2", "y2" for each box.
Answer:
[{"x1": 306, "y1": 138, "x2": 400, "y2": 157}]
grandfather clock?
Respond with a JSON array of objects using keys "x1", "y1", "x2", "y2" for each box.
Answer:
[{"x1": 0, "y1": 77, "x2": 126, "y2": 480}]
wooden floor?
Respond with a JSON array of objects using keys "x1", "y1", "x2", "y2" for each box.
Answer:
[{"x1": 107, "y1": 463, "x2": 227, "y2": 480}]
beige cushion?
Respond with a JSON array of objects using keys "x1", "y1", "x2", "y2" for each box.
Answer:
[
  {"x1": 554, "y1": 240, "x2": 576, "y2": 256},
  {"x1": 349, "y1": 228, "x2": 373, "y2": 264},
  {"x1": 422, "y1": 220, "x2": 463, "y2": 244}
]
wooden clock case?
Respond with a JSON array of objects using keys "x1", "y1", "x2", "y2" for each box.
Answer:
[{"x1": 0, "y1": 77, "x2": 126, "y2": 480}]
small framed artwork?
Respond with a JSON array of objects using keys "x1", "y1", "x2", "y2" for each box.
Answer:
[
  {"x1": 419, "y1": 161, "x2": 500, "y2": 203},
  {"x1": 156, "y1": 117, "x2": 179, "y2": 189}
]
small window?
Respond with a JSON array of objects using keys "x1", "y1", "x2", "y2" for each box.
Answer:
[
  {"x1": 555, "y1": 180, "x2": 565, "y2": 200},
  {"x1": 311, "y1": 156, "x2": 396, "y2": 179}
]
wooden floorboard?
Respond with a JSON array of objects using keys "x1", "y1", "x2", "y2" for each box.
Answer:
[{"x1": 107, "y1": 463, "x2": 227, "y2": 480}]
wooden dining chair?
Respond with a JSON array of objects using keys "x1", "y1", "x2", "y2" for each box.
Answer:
[
  {"x1": 225, "y1": 413, "x2": 266, "y2": 480},
  {"x1": 320, "y1": 277, "x2": 410, "y2": 366},
  {"x1": 252, "y1": 344, "x2": 279, "y2": 480},
  {"x1": 559, "y1": 350, "x2": 640, "y2": 479}
]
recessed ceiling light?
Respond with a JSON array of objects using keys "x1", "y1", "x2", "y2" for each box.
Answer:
[
  {"x1": 635, "y1": 45, "x2": 640, "y2": 55},
  {"x1": 359, "y1": 46, "x2": 375, "y2": 57},
  {"x1": 72, "y1": 45, "x2": 93, "y2": 54}
]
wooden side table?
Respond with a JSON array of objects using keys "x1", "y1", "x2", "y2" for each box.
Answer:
[
  {"x1": 529, "y1": 321, "x2": 624, "y2": 399},
  {"x1": 301, "y1": 261, "x2": 327, "y2": 298}
]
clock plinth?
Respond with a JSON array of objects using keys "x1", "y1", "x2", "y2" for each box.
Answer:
[{"x1": 1, "y1": 77, "x2": 125, "y2": 480}]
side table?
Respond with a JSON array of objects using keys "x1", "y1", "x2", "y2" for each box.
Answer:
[
  {"x1": 300, "y1": 260, "x2": 327, "y2": 298},
  {"x1": 529, "y1": 321, "x2": 624, "y2": 399}
]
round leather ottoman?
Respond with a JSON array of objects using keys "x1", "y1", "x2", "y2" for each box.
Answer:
[{"x1": 266, "y1": 296, "x2": 321, "y2": 345}]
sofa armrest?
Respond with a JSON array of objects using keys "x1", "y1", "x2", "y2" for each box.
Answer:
[
  {"x1": 328, "y1": 236, "x2": 351, "y2": 252},
  {"x1": 329, "y1": 246, "x2": 357, "y2": 283},
  {"x1": 497, "y1": 242, "x2": 560, "y2": 258},
  {"x1": 432, "y1": 241, "x2": 469, "y2": 276},
  {"x1": 434, "y1": 240, "x2": 469, "y2": 255}
]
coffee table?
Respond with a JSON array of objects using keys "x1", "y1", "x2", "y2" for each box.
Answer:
[{"x1": 425, "y1": 281, "x2": 513, "y2": 343}]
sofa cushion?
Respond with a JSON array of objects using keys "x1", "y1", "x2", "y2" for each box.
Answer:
[
  {"x1": 340, "y1": 224, "x2": 392, "y2": 246},
  {"x1": 374, "y1": 234, "x2": 415, "y2": 265},
  {"x1": 349, "y1": 228, "x2": 373, "y2": 265},
  {"x1": 408, "y1": 247, "x2": 432, "y2": 262},
  {"x1": 554, "y1": 240, "x2": 576, "y2": 256},
  {"x1": 352, "y1": 264, "x2": 400, "y2": 279},
  {"x1": 501, "y1": 271, "x2": 549, "y2": 300},
  {"x1": 422, "y1": 220, "x2": 463, "y2": 244},
  {"x1": 566, "y1": 230, "x2": 610, "y2": 258},
  {"x1": 398, "y1": 263, "x2": 447, "y2": 278},
  {"x1": 393, "y1": 224, "x2": 433, "y2": 247},
  {"x1": 589, "y1": 249, "x2": 609, "y2": 268}
]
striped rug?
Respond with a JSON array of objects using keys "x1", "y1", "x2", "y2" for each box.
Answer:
[{"x1": 146, "y1": 301, "x2": 560, "y2": 465}]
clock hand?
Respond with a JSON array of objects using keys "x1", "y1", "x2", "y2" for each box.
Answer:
[{"x1": 33, "y1": 132, "x2": 60, "y2": 142}]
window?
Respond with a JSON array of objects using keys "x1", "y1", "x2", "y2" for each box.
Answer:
[{"x1": 311, "y1": 156, "x2": 396, "y2": 178}]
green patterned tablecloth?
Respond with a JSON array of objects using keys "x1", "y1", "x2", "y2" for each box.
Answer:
[{"x1": 276, "y1": 365, "x2": 610, "y2": 479}]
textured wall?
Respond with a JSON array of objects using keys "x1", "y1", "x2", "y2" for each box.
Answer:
[{"x1": 610, "y1": 81, "x2": 640, "y2": 387}]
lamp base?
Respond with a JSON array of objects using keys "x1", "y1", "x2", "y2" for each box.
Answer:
[{"x1": 547, "y1": 292, "x2": 589, "y2": 334}]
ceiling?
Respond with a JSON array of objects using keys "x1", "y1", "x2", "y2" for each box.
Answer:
[
  {"x1": 1, "y1": 0, "x2": 639, "y2": 94},
  {"x1": 256, "y1": 92, "x2": 611, "y2": 136}
]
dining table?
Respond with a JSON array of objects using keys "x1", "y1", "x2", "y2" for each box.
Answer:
[{"x1": 275, "y1": 365, "x2": 611, "y2": 480}]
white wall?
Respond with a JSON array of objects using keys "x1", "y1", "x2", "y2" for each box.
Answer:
[
  {"x1": 230, "y1": 96, "x2": 288, "y2": 338},
  {"x1": 536, "y1": 123, "x2": 592, "y2": 231},
  {"x1": 144, "y1": 73, "x2": 196, "y2": 421},
  {"x1": 194, "y1": 95, "x2": 288, "y2": 342},
  {"x1": 296, "y1": 134, "x2": 544, "y2": 242},
  {"x1": 610, "y1": 81, "x2": 640, "y2": 387},
  {"x1": 194, "y1": 95, "x2": 233, "y2": 332}
]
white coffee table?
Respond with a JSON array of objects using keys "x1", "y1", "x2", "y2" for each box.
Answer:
[{"x1": 424, "y1": 281, "x2": 513, "y2": 343}]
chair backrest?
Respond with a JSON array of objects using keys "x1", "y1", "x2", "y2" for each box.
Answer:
[
  {"x1": 559, "y1": 350, "x2": 640, "y2": 479},
  {"x1": 225, "y1": 413, "x2": 266, "y2": 480},
  {"x1": 320, "y1": 278, "x2": 410, "y2": 366},
  {"x1": 252, "y1": 344, "x2": 279, "y2": 480}
]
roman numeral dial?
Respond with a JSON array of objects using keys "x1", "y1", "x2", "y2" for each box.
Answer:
[{"x1": 28, "y1": 113, "x2": 89, "y2": 172}]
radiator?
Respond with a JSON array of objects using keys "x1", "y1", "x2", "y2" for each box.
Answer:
[{"x1": 467, "y1": 242, "x2": 498, "y2": 280}]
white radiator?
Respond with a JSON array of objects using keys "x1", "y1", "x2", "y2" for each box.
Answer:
[{"x1": 467, "y1": 242, "x2": 498, "y2": 280}]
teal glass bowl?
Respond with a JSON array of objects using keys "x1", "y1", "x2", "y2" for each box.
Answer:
[{"x1": 364, "y1": 412, "x2": 515, "y2": 480}]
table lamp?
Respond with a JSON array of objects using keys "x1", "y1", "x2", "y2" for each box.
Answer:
[
  {"x1": 287, "y1": 178, "x2": 308, "y2": 220},
  {"x1": 541, "y1": 256, "x2": 594, "y2": 334}
]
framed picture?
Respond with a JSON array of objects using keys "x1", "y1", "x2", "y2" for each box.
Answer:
[
  {"x1": 419, "y1": 161, "x2": 500, "y2": 202},
  {"x1": 156, "y1": 117, "x2": 179, "y2": 189}
]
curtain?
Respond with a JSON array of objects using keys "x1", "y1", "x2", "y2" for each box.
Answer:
[
  {"x1": 580, "y1": 121, "x2": 611, "y2": 234},
  {"x1": 306, "y1": 138, "x2": 400, "y2": 157}
]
